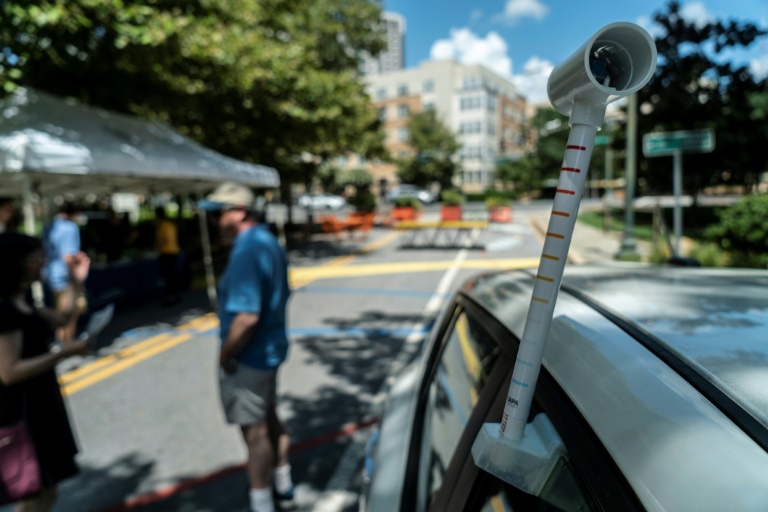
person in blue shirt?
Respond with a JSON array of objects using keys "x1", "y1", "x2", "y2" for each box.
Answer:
[
  {"x1": 42, "y1": 202, "x2": 86, "y2": 345},
  {"x1": 201, "y1": 182, "x2": 294, "y2": 512}
]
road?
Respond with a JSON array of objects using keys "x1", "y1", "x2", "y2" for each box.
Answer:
[{"x1": 36, "y1": 201, "x2": 555, "y2": 512}]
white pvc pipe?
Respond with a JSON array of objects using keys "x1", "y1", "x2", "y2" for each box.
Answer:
[
  {"x1": 197, "y1": 208, "x2": 218, "y2": 311},
  {"x1": 500, "y1": 121, "x2": 597, "y2": 440}
]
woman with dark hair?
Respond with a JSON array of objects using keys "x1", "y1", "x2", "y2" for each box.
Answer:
[{"x1": 0, "y1": 233, "x2": 92, "y2": 511}]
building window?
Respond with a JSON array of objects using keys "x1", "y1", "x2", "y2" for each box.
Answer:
[
  {"x1": 423, "y1": 79, "x2": 435, "y2": 93},
  {"x1": 462, "y1": 146, "x2": 482, "y2": 159},
  {"x1": 463, "y1": 75, "x2": 479, "y2": 90},
  {"x1": 459, "y1": 121, "x2": 482, "y2": 135},
  {"x1": 377, "y1": 107, "x2": 386, "y2": 121},
  {"x1": 376, "y1": 87, "x2": 387, "y2": 100},
  {"x1": 397, "y1": 83, "x2": 409, "y2": 97},
  {"x1": 397, "y1": 127, "x2": 409, "y2": 141},
  {"x1": 487, "y1": 122, "x2": 496, "y2": 136},
  {"x1": 398, "y1": 103, "x2": 410, "y2": 118},
  {"x1": 460, "y1": 95, "x2": 482, "y2": 111},
  {"x1": 423, "y1": 101, "x2": 435, "y2": 111},
  {"x1": 487, "y1": 95, "x2": 497, "y2": 112}
]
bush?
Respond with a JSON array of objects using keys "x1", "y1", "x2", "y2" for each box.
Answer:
[
  {"x1": 441, "y1": 189, "x2": 464, "y2": 206},
  {"x1": 688, "y1": 242, "x2": 730, "y2": 267},
  {"x1": 347, "y1": 190, "x2": 377, "y2": 212},
  {"x1": 706, "y1": 195, "x2": 768, "y2": 268},
  {"x1": 393, "y1": 197, "x2": 422, "y2": 209},
  {"x1": 485, "y1": 194, "x2": 511, "y2": 209}
]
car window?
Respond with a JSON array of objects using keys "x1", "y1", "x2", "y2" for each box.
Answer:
[
  {"x1": 475, "y1": 456, "x2": 594, "y2": 512},
  {"x1": 417, "y1": 311, "x2": 500, "y2": 509}
]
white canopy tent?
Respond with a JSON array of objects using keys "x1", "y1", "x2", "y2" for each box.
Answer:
[
  {"x1": 0, "y1": 88, "x2": 280, "y2": 308},
  {"x1": 0, "y1": 88, "x2": 279, "y2": 198}
]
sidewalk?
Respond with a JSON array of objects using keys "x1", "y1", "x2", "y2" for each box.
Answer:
[{"x1": 528, "y1": 209, "x2": 652, "y2": 264}]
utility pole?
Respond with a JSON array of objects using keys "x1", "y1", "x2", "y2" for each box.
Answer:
[{"x1": 617, "y1": 93, "x2": 639, "y2": 260}]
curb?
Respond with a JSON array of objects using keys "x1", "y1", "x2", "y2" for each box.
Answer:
[{"x1": 528, "y1": 216, "x2": 588, "y2": 264}]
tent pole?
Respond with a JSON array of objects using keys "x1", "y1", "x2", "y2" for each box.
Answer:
[
  {"x1": 21, "y1": 172, "x2": 36, "y2": 236},
  {"x1": 22, "y1": 173, "x2": 44, "y2": 306},
  {"x1": 197, "y1": 208, "x2": 218, "y2": 311}
]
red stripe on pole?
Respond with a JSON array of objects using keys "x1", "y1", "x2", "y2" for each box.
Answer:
[
  {"x1": 100, "y1": 417, "x2": 380, "y2": 512},
  {"x1": 561, "y1": 167, "x2": 581, "y2": 173},
  {"x1": 556, "y1": 189, "x2": 575, "y2": 195},
  {"x1": 566, "y1": 145, "x2": 586, "y2": 150}
]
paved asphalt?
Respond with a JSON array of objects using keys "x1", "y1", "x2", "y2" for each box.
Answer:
[{"x1": 18, "y1": 199, "x2": 628, "y2": 512}]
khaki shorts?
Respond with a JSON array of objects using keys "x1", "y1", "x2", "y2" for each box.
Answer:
[{"x1": 218, "y1": 364, "x2": 277, "y2": 426}]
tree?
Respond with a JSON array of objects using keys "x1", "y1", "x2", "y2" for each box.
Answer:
[
  {"x1": 0, "y1": 0, "x2": 387, "y2": 196},
  {"x1": 494, "y1": 108, "x2": 567, "y2": 194},
  {"x1": 634, "y1": 1, "x2": 767, "y2": 197},
  {"x1": 396, "y1": 110, "x2": 460, "y2": 190}
]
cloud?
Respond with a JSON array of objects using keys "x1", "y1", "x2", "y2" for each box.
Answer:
[
  {"x1": 636, "y1": 15, "x2": 665, "y2": 39},
  {"x1": 680, "y1": 1, "x2": 713, "y2": 29},
  {"x1": 495, "y1": 0, "x2": 549, "y2": 24},
  {"x1": 511, "y1": 56, "x2": 554, "y2": 104},
  {"x1": 469, "y1": 9, "x2": 483, "y2": 24},
  {"x1": 430, "y1": 28, "x2": 512, "y2": 78},
  {"x1": 751, "y1": 55, "x2": 768, "y2": 79}
]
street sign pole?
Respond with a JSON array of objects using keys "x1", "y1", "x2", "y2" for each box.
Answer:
[
  {"x1": 672, "y1": 150, "x2": 683, "y2": 255},
  {"x1": 642, "y1": 128, "x2": 715, "y2": 258}
]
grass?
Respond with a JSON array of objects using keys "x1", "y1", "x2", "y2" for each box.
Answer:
[{"x1": 578, "y1": 210, "x2": 655, "y2": 241}]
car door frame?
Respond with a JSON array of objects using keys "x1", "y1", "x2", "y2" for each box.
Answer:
[{"x1": 401, "y1": 292, "x2": 645, "y2": 512}]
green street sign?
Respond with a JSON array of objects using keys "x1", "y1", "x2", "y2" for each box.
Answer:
[
  {"x1": 642, "y1": 129, "x2": 715, "y2": 157},
  {"x1": 594, "y1": 135, "x2": 611, "y2": 146}
]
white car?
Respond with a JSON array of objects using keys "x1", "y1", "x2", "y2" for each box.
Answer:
[
  {"x1": 361, "y1": 266, "x2": 768, "y2": 511},
  {"x1": 298, "y1": 193, "x2": 346, "y2": 210},
  {"x1": 386, "y1": 185, "x2": 435, "y2": 204}
]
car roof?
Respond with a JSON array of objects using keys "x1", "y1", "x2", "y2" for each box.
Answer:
[{"x1": 463, "y1": 266, "x2": 768, "y2": 510}]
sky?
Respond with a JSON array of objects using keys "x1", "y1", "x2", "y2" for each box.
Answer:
[{"x1": 382, "y1": 0, "x2": 768, "y2": 104}]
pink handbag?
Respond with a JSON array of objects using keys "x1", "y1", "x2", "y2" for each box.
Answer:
[{"x1": 0, "y1": 420, "x2": 41, "y2": 504}]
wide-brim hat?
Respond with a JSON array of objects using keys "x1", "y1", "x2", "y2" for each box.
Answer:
[{"x1": 198, "y1": 182, "x2": 255, "y2": 211}]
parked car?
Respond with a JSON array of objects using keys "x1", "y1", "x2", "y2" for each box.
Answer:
[
  {"x1": 387, "y1": 185, "x2": 436, "y2": 204},
  {"x1": 298, "y1": 192, "x2": 346, "y2": 210},
  {"x1": 361, "y1": 266, "x2": 768, "y2": 511}
]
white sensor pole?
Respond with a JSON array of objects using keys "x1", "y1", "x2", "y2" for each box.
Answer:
[
  {"x1": 503, "y1": 23, "x2": 657, "y2": 438},
  {"x1": 500, "y1": 22, "x2": 657, "y2": 441},
  {"x1": 472, "y1": 25, "x2": 656, "y2": 495}
]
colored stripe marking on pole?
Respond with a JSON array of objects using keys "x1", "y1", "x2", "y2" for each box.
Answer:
[
  {"x1": 561, "y1": 167, "x2": 581, "y2": 173},
  {"x1": 532, "y1": 296, "x2": 549, "y2": 304},
  {"x1": 542, "y1": 254, "x2": 560, "y2": 261},
  {"x1": 536, "y1": 274, "x2": 555, "y2": 283},
  {"x1": 552, "y1": 211, "x2": 571, "y2": 217},
  {"x1": 567, "y1": 145, "x2": 586, "y2": 150},
  {"x1": 546, "y1": 232, "x2": 565, "y2": 239},
  {"x1": 556, "y1": 189, "x2": 575, "y2": 195}
]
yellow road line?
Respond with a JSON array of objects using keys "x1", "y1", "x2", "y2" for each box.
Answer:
[
  {"x1": 59, "y1": 332, "x2": 173, "y2": 385},
  {"x1": 290, "y1": 258, "x2": 540, "y2": 281},
  {"x1": 59, "y1": 313, "x2": 218, "y2": 386},
  {"x1": 61, "y1": 333, "x2": 193, "y2": 396}
]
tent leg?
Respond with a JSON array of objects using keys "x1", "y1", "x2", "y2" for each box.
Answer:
[
  {"x1": 198, "y1": 209, "x2": 218, "y2": 311},
  {"x1": 22, "y1": 173, "x2": 36, "y2": 236},
  {"x1": 22, "y1": 174, "x2": 44, "y2": 306}
]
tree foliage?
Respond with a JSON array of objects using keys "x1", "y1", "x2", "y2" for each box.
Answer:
[
  {"x1": 494, "y1": 108, "x2": 574, "y2": 194},
  {"x1": 635, "y1": 1, "x2": 767, "y2": 196},
  {"x1": 396, "y1": 110, "x2": 460, "y2": 190},
  {"x1": 0, "y1": 0, "x2": 387, "y2": 193}
]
